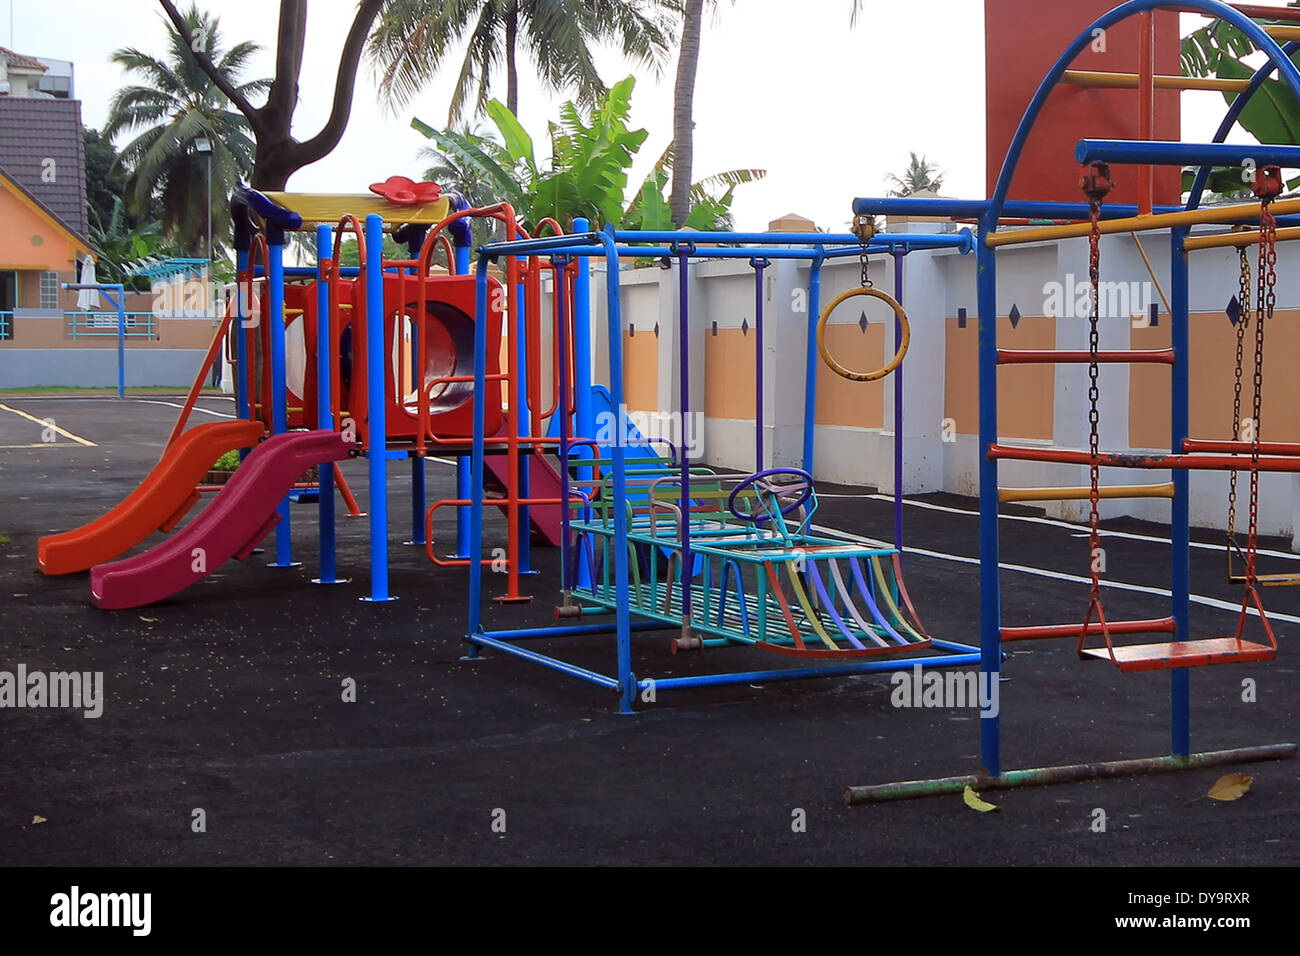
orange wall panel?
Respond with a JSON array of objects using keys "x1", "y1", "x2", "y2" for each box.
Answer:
[
  {"x1": 623, "y1": 329, "x2": 658, "y2": 412},
  {"x1": 946, "y1": 314, "x2": 1056, "y2": 440},
  {"x1": 815, "y1": 324, "x2": 885, "y2": 429},
  {"x1": 704, "y1": 328, "x2": 757, "y2": 420}
]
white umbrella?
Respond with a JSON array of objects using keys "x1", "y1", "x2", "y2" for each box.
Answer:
[{"x1": 76, "y1": 255, "x2": 100, "y2": 310}]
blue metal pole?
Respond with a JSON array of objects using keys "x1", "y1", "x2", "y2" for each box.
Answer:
[
  {"x1": 600, "y1": 229, "x2": 635, "y2": 714},
  {"x1": 235, "y1": 248, "x2": 250, "y2": 422},
  {"x1": 362, "y1": 214, "x2": 394, "y2": 601},
  {"x1": 802, "y1": 253, "x2": 824, "y2": 472},
  {"x1": 454, "y1": 241, "x2": 473, "y2": 560},
  {"x1": 677, "y1": 249, "x2": 694, "y2": 635},
  {"x1": 893, "y1": 252, "x2": 904, "y2": 555},
  {"x1": 977, "y1": 225, "x2": 1002, "y2": 778},
  {"x1": 1078, "y1": 138, "x2": 1300, "y2": 168},
  {"x1": 1170, "y1": 226, "x2": 1192, "y2": 758},
  {"x1": 114, "y1": 289, "x2": 125, "y2": 398},
  {"x1": 464, "y1": 255, "x2": 492, "y2": 654},
  {"x1": 267, "y1": 235, "x2": 298, "y2": 568},
  {"x1": 314, "y1": 224, "x2": 342, "y2": 585}
]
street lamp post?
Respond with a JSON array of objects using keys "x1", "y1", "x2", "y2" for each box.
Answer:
[{"x1": 194, "y1": 136, "x2": 216, "y2": 386}]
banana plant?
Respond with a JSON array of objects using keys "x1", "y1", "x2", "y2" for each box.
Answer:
[
  {"x1": 1180, "y1": 11, "x2": 1300, "y2": 197},
  {"x1": 412, "y1": 75, "x2": 763, "y2": 234}
]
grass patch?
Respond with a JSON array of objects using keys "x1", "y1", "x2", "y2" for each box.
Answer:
[{"x1": 0, "y1": 533, "x2": 11, "y2": 547}]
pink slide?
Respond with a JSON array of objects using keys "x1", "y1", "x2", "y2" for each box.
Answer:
[
  {"x1": 89, "y1": 431, "x2": 355, "y2": 610},
  {"x1": 482, "y1": 452, "x2": 564, "y2": 546}
]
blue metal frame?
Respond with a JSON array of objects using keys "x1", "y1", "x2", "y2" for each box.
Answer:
[
  {"x1": 853, "y1": 0, "x2": 1300, "y2": 777},
  {"x1": 460, "y1": 227, "x2": 976, "y2": 711}
]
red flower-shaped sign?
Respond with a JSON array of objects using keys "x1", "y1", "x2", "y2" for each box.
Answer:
[{"x1": 369, "y1": 176, "x2": 442, "y2": 205}]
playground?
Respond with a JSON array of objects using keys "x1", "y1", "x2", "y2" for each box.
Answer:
[
  {"x1": 1, "y1": 395, "x2": 1296, "y2": 865},
  {"x1": 3, "y1": 0, "x2": 1300, "y2": 871}
]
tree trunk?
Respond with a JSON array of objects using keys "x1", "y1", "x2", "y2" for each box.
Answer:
[
  {"x1": 670, "y1": 0, "x2": 705, "y2": 228},
  {"x1": 505, "y1": 0, "x2": 520, "y2": 116}
]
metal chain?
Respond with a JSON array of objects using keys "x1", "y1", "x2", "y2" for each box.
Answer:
[
  {"x1": 860, "y1": 248, "x2": 873, "y2": 289},
  {"x1": 1087, "y1": 196, "x2": 1102, "y2": 601},
  {"x1": 1247, "y1": 195, "x2": 1278, "y2": 585},
  {"x1": 1227, "y1": 247, "x2": 1250, "y2": 542}
]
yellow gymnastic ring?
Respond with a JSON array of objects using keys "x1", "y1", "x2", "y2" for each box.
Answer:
[{"x1": 816, "y1": 285, "x2": 910, "y2": 382}]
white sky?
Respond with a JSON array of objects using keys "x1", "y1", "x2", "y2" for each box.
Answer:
[{"x1": 8, "y1": 0, "x2": 1291, "y2": 232}]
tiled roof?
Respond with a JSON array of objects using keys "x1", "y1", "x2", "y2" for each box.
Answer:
[
  {"x1": 0, "y1": 97, "x2": 88, "y2": 240},
  {"x1": 0, "y1": 47, "x2": 48, "y2": 72}
]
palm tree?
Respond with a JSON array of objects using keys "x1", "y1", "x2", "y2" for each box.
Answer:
[
  {"x1": 369, "y1": 0, "x2": 675, "y2": 123},
  {"x1": 104, "y1": 4, "x2": 271, "y2": 256},
  {"x1": 668, "y1": 0, "x2": 863, "y2": 226},
  {"x1": 885, "y1": 152, "x2": 945, "y2": 197}
]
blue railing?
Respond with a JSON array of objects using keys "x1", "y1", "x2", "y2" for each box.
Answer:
[
  {"x1": 0, "y1": 311, "x2": 11, "y2": 340},
  {"x1": 66, "y1": 311, "x2": 157, "y2": 339}
]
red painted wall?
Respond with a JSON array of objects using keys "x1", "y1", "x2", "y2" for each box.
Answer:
[{"x1": 985, "y1": 0, "x2": 1182, "y2": 207}]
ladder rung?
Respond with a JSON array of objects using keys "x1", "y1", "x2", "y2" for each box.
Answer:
[
  {"x1": 1081, "y1": 638, "x2": 1276, "y2": 672},
  {"x1": 1002, "y1": 617, "x2": 1175, "y2": 642},
  {"x1": 999, "y1": 482, "x2": 1175, "y2": 503},
  {"x1": 1060, "y1": 69, "x2": 1251, "y2": 93},
  {"x1": 997, "y1": 348, "x2": 1175, "y2": 365},
  {"x1": 991, "y1": 443, "x2": 1300, "y2": 473},
  {"x1": 1183, "y1": 439, "x2": 1300, "y2": 455}
]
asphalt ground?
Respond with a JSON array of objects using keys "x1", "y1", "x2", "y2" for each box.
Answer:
[{"x1": 0, "y1": 395, "x2": 1295, "y2": 866}]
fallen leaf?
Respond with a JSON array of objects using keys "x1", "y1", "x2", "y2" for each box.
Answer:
[
  {"x1": 1206, "y1": 773, "x2": 1252, "y2": 802},
  {"x1": 31, "y1": 815, "x2": 46, "y2": 825},
  {"x1": 139, "y1": 616, "x2": 159, "y2": 623},
  {"x1": 963, "y1": 785, "x2": 999, "y2": 812}
]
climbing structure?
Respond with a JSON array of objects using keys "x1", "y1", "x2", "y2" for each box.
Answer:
[{"x1": 846, "y1": 0, "x2": 1299, "y2": 802}]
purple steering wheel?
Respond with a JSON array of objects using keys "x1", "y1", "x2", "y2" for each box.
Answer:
[{"x1": 727, "y1": 467, "x2": 814, "y2": 523}]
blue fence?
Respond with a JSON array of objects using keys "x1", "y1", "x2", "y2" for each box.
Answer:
[
  {"x1": 66, "y1": 311, "x2": 157, "y2": 340},
  {"x1": 0, "y1": 311, "x2": 11, "y2": 340}
]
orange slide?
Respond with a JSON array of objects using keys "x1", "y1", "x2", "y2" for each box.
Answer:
[{"x1": 37, "y1": 419, "x2": 265, "y2": 575}]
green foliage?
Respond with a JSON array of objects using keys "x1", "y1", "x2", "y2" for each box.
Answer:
[
  {"x1": 413, "y1": 76, "x2": 763, "y2": 233},
  {"x1": 1180, "y1": 11, "x2": 1300, "y2": 198},
  {"x1": 336, "y1": 235, "x2": 412, "y2": 268},
  {"x1": 89, "y1": 197, "x2": 186, "y2": 291},
  {"x1": 886, "y1": 152, "x2": 945, "y2": 198},
  {"x1": 0, "y1": 533, "x2": 11, "y2": 548},
  {"x1": 103, "y1": 3, "x2": 270, "y2": 256},
  {"x1": 211, "y1": 450, "x2": 241, "y2": 472},
  {"x1": 368, "y1": 0, "x2": 674, "y2": 122}
]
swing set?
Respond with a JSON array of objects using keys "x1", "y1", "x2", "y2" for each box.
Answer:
[{"x1": 846, "y1": 0, "x2": 1297, "y2": 802}]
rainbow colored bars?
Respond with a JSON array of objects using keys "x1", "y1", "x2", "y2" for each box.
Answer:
[{"x1": 565, "y1": 454, "x2": 931, "y2": 659}]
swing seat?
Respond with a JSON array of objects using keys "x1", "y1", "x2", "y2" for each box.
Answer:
[{"x1": 1080, "y1": 637, "x2": 1276, "y2": 672}]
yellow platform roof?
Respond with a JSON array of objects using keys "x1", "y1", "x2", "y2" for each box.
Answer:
[{"x1": 260, "y1": 192, "x2": 453, "y2": 228}]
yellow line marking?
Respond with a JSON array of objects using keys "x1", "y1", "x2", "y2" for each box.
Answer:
[{"x1": 0, "y1": 404, "x2": 97, "y2": 446}]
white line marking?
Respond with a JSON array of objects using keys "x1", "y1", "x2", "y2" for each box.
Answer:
[
  {"x1": 0, "y1": 403, "x2": 96, "y2": 446},
  {"x1": 132, "y1": 399, "x2": 235, "y2": 419},
  {"x1": 810, "y1": 522, "x2": 1300, "y2": 626},
  {"x1": 853, "y1": 492, "x2": 1300, "y2": 563}
]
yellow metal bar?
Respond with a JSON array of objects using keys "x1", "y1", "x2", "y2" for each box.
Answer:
[
  {"x1": 1184, "y1": 225, "x2": 1300, "y2": 250},
  {"x1": 1061, "y1": 69, "x2": 1251, "y2": 93},
  {"x1": 1264, "y1": 25, "x2": 1300, "y2": 42},
  {"x1": 985, "y1": 197, "x2": 1300, "y2": 247},
  {"x1": 786, "y1": 560, "x2": 839, "y2": 650},
  {"x1": 259, "y1": 192, "x2": 452, "y2": 228},
  {"x1": 868, "y1": 556, "x2": 928, "y2": 644},
  {"x1": 999, "y1": 482, "x2": 1176, "y2": 503},
  {"x1": 1129, "y1": 232, "x2": 1171, "y2": 314}
]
